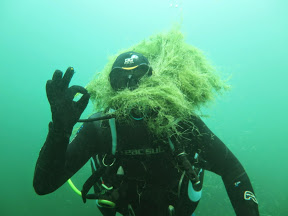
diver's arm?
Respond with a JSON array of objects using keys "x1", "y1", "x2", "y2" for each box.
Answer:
[
  {"x1": 193, "y1": 117, "x2": 259, "y2": 216},
  {"x1": 33, "y1": 122, "x2": 72, "y2": 195},
  {"x1": 33, "y1": 67, "x2": 91, "y2": 195},
  {"x1": 33, "y1": 113, "x2": 109, "y2": 195},
  {"x1": 219, "y1": 149, "x2": 259, "y2": 216}
]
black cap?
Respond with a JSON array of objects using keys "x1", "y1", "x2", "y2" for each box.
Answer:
[
  {"x1": 109, "y1": 51, "x2": 152, "y2": 91},
  {"x1": 111, "y1": 51, "x2": 150, "y2": 70}
]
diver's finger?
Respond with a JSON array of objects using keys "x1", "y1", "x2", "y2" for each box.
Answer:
[
  {"x1": 66, "y1": 85, "x2": 88, "y2": 101},
  {"x1": 76, "y1": 92, "x2": 90, "y2": 113},
  {"x1": 52, "y1": 70, "x2": 63, "y2": 82},
  {"x1": 62, "y1": 67, "x2": 75, "y2": 89}
]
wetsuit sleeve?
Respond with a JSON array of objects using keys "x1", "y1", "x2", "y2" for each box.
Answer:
[
  {"x1": 193, "y1": 117, "x2": 259, "y2": 216},
  {"x1": 33, "y1": 113, "x2": 111, "y2": 195}
]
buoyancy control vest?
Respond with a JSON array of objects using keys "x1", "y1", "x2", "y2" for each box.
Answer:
[{"x1": 78, "y1": 113, "x2": 203, "y2": 209}]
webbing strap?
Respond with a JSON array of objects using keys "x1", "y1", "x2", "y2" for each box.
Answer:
[{"x1": 108, "y1": 109, "x2": 117, "y2": 155}]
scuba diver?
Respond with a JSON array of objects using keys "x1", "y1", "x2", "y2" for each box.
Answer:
[{"x1": 33, "y1": 50, "x2": 260, "y2": 216}]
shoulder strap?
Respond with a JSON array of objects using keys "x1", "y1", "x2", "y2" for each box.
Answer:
[{"x1": 108, "y1": 109, "x2": 117, "y2": 155}]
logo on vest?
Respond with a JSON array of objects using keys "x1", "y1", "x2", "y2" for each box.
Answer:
[{"x1": 119, "y1": 146, "x2": 165, "y2": 155}]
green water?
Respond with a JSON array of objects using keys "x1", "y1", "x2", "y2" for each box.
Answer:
[{"x1": 0, "y1": 0, "x2": 287, "y2": 215}]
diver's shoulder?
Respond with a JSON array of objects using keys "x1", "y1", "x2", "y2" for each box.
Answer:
[
  {"x1": 189, "y1": 114, "x2": 205, "y2": 125},
  {"x1": 185, "y1": 115, "x2": 210, "y2": 132}
]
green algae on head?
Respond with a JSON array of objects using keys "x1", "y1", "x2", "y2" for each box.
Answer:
[{"x1": 86, "y1": 27, "x2": 229, "y2": 137}]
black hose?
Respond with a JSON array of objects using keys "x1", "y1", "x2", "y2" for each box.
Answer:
[{"x1": 78, "y1": 114, "x2": 116, "y2": 122}]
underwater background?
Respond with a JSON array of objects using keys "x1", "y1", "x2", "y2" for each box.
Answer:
[{"x1": 0, "y1": 0, "x2": 287, "y2": 215}]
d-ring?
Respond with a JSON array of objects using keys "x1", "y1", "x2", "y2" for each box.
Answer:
[{"x1": 102, "y1": 154, "x2": 116, "y2": 167}]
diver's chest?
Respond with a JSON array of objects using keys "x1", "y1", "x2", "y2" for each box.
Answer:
[
  {"x1": 104, "y1": 120, "x2": 178, "y2": 181},
  {"x1": 115, "y1": 121, "x2": 169, "y2": 154}
]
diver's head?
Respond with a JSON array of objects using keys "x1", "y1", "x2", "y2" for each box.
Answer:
[{"x1": 109, "y1": 51, "x2": 152, "y2": 91}]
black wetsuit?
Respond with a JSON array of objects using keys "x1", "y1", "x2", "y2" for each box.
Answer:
[{"x1": 33, "y1": 113, "x2": 259, "y2": 216}]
